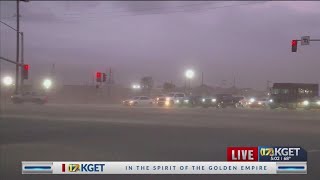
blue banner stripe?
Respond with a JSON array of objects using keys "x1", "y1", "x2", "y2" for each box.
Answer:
[
  {"x1": 278, "y1": 166, "x2": 305, "y2": 170},
  {"x1": 24, "y1": 166, "x2": 52, "y2": 170}
]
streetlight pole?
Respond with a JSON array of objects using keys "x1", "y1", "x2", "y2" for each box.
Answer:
[{"x1": 185, "y1": 69, "x2": 195, "y2": 94}]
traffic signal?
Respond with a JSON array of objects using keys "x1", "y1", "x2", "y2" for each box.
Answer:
[
  {"x1": 23, "y1": 64, "x2": 29, "y2": 79},
  {"x1": 291, "y1": 40, "x2": 297, "y2": 52},
  {"x1": 96, "y1": 72, "x2": 102, "y2": 82},
  {"x1": 103, "y1": 73, "x2": 107, "y2": 82}
]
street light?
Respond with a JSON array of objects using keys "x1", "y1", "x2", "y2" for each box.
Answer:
[
  {"x1": 43, "y1": 79, "x2": 52, "y2": 89},
  {"x1": 2, "y1": 76, "x2": 14, "y2": 86},
  {"x1": 185, "y1": 69, "x2": 195, "y2": 92},
  {"x1": 185, "y1": 69, "x2": 195, "y2": 79}
]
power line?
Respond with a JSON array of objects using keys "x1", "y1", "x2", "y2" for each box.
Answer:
[
  {"x1": 62, "y1": 1, "x2": 266, "y2": 20},
  {"x1": 0, "y1": 20, "x2": 18, "y2": 32},
  {"x1": 63, "y1": 2, "x2": 220, "y2": 17},
  {"x1": 115, "y1": 1, "x2": 265, "y2": 18}
]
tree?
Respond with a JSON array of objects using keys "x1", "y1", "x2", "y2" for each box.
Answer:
[
  {"x1": 163, "y1": 82, "x2": 176, "y2": 93},
  {"x1": 140, "y1": 76, "x2": 154, "y2": 93}
]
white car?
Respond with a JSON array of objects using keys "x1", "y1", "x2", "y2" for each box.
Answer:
[
  {"x1": 122, "y1": 96, "x2": 154, "y2": 106},
  {"x1": 165, "y1": 92, "x2": 186, "y2": 106},
  {"x1": 11, "y1": 91, "x2": 48, "y2": 104}
]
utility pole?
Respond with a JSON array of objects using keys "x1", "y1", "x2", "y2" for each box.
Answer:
[
  {"x1": 15, "y1": 0, "x2": 20, "y2": 94},
  {"x1": 201, "y1": 72, "x2": 204, "y2": 86},
  {"x1": 20, "y1": 32, "x2": 24, "y2": 91}
]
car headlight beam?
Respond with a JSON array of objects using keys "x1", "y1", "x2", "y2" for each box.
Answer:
[{"x1": 302, "y1": 100, "x2": 309, "y2": 106}]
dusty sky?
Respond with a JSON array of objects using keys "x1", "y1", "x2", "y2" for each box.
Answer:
[{"x1": 1, "y1": 1, "x2": 320, "y2": 90}]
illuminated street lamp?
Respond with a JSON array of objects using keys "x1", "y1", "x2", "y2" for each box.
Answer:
[
  {"x1": 185, "y1": 69, "x2": 195, "y2": 79},
  {"x1": 2, "y1": 76, "x2": 14, "y2": 86},
  {"x1": 43, "y1": 79, "x2": 52, "y2": 89},
  {"x1": 185, "y1": 69, "x2": 195, "y2": 91}
]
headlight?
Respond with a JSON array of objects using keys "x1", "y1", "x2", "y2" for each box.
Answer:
[
  {"x1": 249, "y1": 98, "x2": 255, "y2": 103},
  {"x1": 129, "y1": 101, "x2": 134, "y2": 104},
  {"x1": 166, "y1": 97, "x2": 170, "y2": 101},
  {"x1": 202, "y1": 98, "x2": 205, "y2": 102},
  {"x1": 258, "y1": 102, "x2": 262, "y2": 105},
  {"x1": 302, "y1": 100, "x2": 309, "y2": 106},
  {"x1": 156, "y1": 98, "x2": 159, "y2": 101},
  {"x1": 165, "y1": 101, "x2": 170, "y2": 106},
  {"x1": 175, "y1": 100, "x2": 180, "y2": 103},
  {"x1": 316, "y1": 101, "x2": 320, "y2": 105},
  {"x1": 269, "y1": 99, "x2": 273, "y2": 103},
  {"x1": 211, "y1": 98, "x2": 216, "y2": 102},
  {"x1": 184, "y1": 99, "x2": 189, "y2": 103}
]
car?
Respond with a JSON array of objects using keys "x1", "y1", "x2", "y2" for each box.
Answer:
[
  {"x1": 215, "y1": 94, "x2": 239, "y2": 108},
  {"x1": 200, "y1": 96, "x2": 218, "y2": 108},
  {"x1": 300, "y1": 97, "x2": 320, "y2": 110},
  {"x1": 11, "y1": 91, "x2": 48, "y2": 104},
  {"x1": 164, "y1": 92, "x2": 186, "y2": 106},
  {"x1": 122, "y1": 96, "x2": 154, "y2": 106},
  {"x1": 123, "y1": 96, "x2": 140, "y2": 106},
  {"x1": 177, "y1": 95, "x2": 203, "y2": 107},
  {"x1": 247, "y1": 97, "x2": 270, "y2": 108},
  {"x1": 154, "y1": 94, "x2": 166, "y2": 106}
]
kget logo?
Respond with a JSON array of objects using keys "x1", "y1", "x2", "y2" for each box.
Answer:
[
  {"x1": 259, "y1": 148, "x2": 275, "y2": 156},
  {"x1": 68, "y1": 164, "x2": 80, "y2": 172},
  {"x1": 62, "y1": 163, "x2": 105, "y2": 173},
  {"x1": 258, "y1": 146, "x2": 307, "y2": 162}
]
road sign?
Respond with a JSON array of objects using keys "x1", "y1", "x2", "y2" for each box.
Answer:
[{"x1": 301, "y1": 36, "x2": 310, "y2": 45}]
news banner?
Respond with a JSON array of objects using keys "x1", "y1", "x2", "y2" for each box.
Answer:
[{"x1": 22, "y1": 146, "x2": 307, "y2": 175}]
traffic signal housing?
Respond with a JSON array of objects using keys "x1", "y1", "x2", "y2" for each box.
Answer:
[
  {"x1": 292, "y1": 40, "x2": 297, "y2": 52},
  {"x1": 103, "y1": 73, "x2": 107, "y2": 82},
  {"x1": 23, "y1": 64, "x2": 29, "y2": 79},
  {"x1": 96, "y1": 72, "x2": 102, "y2": 82}
]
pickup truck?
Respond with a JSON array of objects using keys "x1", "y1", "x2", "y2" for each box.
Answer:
[
  {"x1": 11, "y1": 91, "x2": 48, "y2": 104},
  {"x1": 215, "y1": 94, "x2": 241, "y2": 108}
]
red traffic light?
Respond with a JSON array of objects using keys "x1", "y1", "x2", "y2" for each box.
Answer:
[
  {"x1": 291, "y1": 40, "x2": 297, "y2": 52},
  {"x1": 24, "y1": 64, "x2": 29, "y2": 70},
  {"x1": 96, "y1": 72, "x2": 102, "y2": 82},
  {"x1": 292, "y1": 40, "x2": 297, "y2": 46},
  {"x1": 23, "y1": 64, "x2": 29, "y2": 79},
  {"x1": 96, "y1": 72, "x2": 101, "y2": 78}
]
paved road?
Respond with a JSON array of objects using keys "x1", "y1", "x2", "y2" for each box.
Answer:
[{"x1": 1, "y1": 104, "x2": 319, "y2": 180}]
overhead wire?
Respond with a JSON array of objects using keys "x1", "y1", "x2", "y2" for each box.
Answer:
[
  {"x1": 60, "y1": 1, "x2": 266, "y2": 20},
  {"x1": 63, "y1": 1, "x2": 220, "y2": 16}
]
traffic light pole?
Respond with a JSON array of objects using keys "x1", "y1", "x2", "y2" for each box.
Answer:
[
  {"x1": 15, "y1": 0, "x2": 20, "y2": 94},
  {"x1": 296, "y1": 39, "x2": 320, "y2": 42},
  {"x1": 0, "y1": 56, "x2": 22, "y2": 65},
  {"x1": 20, "y1": 32, "x2": 24, "y2": 91},
  {"x1": 292, "y1": 38, "x2": 320, "y2": 52}
]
